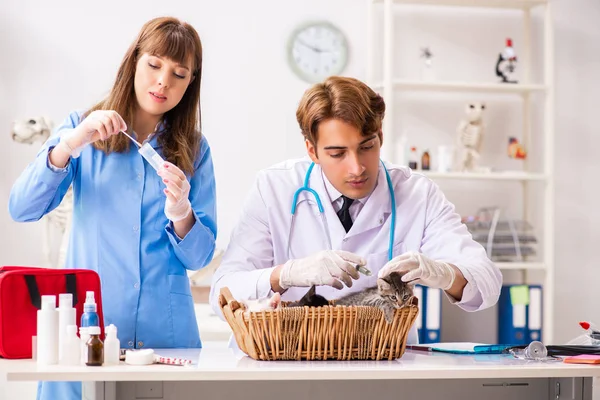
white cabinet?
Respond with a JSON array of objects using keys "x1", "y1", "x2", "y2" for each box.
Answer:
[{"x1": 366, "y1": 0, "x2": 554, "y2": 342}]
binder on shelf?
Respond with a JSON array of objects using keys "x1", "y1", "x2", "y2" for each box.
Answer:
[
  {"x1": 498, "y1": 285, "x2": 543, "y2": 345},
  {"x1": 421, "y1": 286, "x2": 442, "y2": 343},
  {"x1": 528, "y1": 285, "x2": 543, "y2": 342},
  {"x1": 498, "y1": 285, "x2": 527, "y2": 344}
]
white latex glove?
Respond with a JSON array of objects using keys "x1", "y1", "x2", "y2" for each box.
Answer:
[
  {"x1": 157, "y1": 161, "x2": 192, "y2": 222},
  {"x1": 378, "y1": 251, "x2": 456, "y2": 291},
  {"x1": 279, "y1": 250, "x2": 366, "y2": 290},
  {"x1": 60, "y1": 110, "x2": 126, "y2": 158}
]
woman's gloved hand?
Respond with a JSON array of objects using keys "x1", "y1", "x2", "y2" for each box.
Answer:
[
  {"x1": 279, "y1": 250, "x2": 366, "y2": 290},
  {"x1": 60, "y1": 110, "x2": 127, "y2": 158},
  {"x1": 378, "y1": 251, "x2": 456, "y2": 291},
  {"x1": 158, "y1": 161, "x2": 192, "y2": 222}
]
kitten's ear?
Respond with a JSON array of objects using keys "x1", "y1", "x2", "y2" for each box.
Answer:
[
  {"x1": 297, "y1": 286, "x2": 315, "y2": 304},
  {"x1": 377, "y1": 278, "x2": 392, "y2": 292},
  {"x1": 269, "y1": 293, "x2": 281, "y2": 309}
]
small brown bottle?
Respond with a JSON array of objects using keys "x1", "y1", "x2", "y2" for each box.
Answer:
[
  {"x1": 86, "y1": 326, "x2": 104, "y2": 366},
  {"x1": 421, "y1": 150, "x2": 430, "y2": 171}
]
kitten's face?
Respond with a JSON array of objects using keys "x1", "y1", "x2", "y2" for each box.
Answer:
[{"x1": 377, "y1": 272, "x2": 414, "y2": 309}]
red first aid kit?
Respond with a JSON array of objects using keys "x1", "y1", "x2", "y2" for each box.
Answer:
[{"x1": 0, "y1": 266, "x2": 104, "y2": 359}]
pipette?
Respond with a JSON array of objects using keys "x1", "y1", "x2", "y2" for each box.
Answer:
[
  {"x1": 121, "y1": 130, "x2": 142, "y2": 148},
  {"x1": 120, "y1": 131, "x2": 165, "y2": 172}
]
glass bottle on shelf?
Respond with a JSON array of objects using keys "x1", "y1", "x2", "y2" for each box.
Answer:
[
  {"x1": 409, "y1": 147, "x2": 418, "y2": 170},
  {"x1": 421, "y1": 150, "x2": 430, "y2": 170}
]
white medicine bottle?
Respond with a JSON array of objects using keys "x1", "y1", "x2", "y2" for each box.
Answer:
[
  {"x1": 60, "y1": 325, "x2": 80, "y2": 365},
  {"x1": 58, "y1": 293, "x2": 76, "y2": 361},
  {"x1": 104, "y1": 324, "x2": 120, "y2": 365},
  {"x1": 79, "y1": 327, "x2": 90, "y2": 365},
  {"x1": 37, "y1": 295, "x2": 58, "y2": 365}
]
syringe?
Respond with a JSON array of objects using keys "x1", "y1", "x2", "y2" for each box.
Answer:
[
  {"x1": 121, "y1": 131, "x2": 165, "y2": 172},
  {"x1": 356, "y1": 264, "x2": 372, "y2": 276}
]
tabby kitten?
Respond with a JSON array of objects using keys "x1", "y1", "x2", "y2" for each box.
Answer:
[{"x1": 334, "y1": 272, "x2": 414, "y2": 323}]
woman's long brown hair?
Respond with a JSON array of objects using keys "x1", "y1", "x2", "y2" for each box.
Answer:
[{"x1": 86, "y1": 17, "x2": 203, "y2": 175}]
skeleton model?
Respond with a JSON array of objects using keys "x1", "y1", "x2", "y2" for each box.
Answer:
[
  {"x1": 455, "y1": 102, "x2": 487, "y2": 172},
  {"x1": 11, "y1": 117, "x2": 73, "y2": 268}
]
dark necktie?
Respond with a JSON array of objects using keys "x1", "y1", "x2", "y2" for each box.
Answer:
[{"x1": 337, "y1": 196, "x2": 354, "y2": 233}]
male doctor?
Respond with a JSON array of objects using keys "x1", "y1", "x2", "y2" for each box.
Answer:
[{"x1": 210, "y1": 76, "x2": 501, "y2": 343}]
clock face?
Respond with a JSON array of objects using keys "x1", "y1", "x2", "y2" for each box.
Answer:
[{"x1": 287, "y1": 22, "x2": 349, "y2": 83}]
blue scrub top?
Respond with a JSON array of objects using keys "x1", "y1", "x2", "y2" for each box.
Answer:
[{"x1": 9, "y1": 110, "x2": 217, "y2": 349}]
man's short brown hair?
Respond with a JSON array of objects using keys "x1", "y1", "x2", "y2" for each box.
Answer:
[{"x1": 296, "y1": 76, "x2": 385, "y2": 146}]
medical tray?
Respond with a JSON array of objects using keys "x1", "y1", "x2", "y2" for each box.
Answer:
[{"x1": 218, "y1": 287, "x2": 419, "y2": 361}]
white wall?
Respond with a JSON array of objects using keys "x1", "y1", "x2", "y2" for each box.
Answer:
[
  {"x1": 553, "y1": 0, "x2": 600, "y2": 344},
  {"x1": 0, "y1": 2, "x2": 365, "y2": 398},
  {"x1": 0, "y1": 0, "x2": 369, "y2": 265},
  {"x1": 1, "y1": 0, "x2": 600, "y2": 397}
]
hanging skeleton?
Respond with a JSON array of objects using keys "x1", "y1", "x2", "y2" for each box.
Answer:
[{"x1": 10, "y1": 117, "x2": 73, "y2": 268}]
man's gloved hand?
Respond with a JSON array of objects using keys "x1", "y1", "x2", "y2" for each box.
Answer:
[
  {"x1": 60, "y1": 110, "x2": 127, "y2": 158},
  {"x1": 378, "y1": 251, "x2": 456, "y2": 291},
  {"x1": 279, "y1": 250, "x2": 366, "y2": 290},
  {"x1": 157, "y1": 161, "x2": 192, "y2": 222}
]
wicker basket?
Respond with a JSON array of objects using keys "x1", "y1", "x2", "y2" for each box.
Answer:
[{"x1": 218, "y1": 287, "x2": 419, "y2": 361}]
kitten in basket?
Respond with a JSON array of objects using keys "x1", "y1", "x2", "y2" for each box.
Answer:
[
  {"x1": 240, "y1": 272, "x2": 414, "y2": 323},
  {"x1": 289, "y1": 272, "x2": 415, "y2": 323},
  {"x1": 239, "y1": 287, "x2": 323, "y2": 315},
  {"x1": 240, "y1": 293, "x2": 282, "y2": 316},
  {"x1": 335, "y1": 271, "x2": 415, "y2": 323}
]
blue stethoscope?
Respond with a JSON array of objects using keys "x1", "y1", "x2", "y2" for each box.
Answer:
[{"x1": 287, "y1": 160, "x2": 396, "y2": 262}]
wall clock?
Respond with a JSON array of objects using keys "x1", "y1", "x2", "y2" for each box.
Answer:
[{"x1": 287, "y1": 21, "x2": 349, "y2": 83}]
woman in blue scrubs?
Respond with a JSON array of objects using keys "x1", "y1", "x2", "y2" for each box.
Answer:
[{"x1": 9, "y1": 16, "x2": 216, "y2": 399}]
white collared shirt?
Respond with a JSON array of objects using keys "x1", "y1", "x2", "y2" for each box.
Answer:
[
  {"x1": 210, "y1": 157, "x2": 502, "y2": 343},
  {"x1": 322, "y1": 170, "x2": 377, "y2": 224}
]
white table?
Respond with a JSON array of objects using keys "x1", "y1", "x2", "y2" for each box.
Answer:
[{"x1": 2, "y1": 342, "x2": 599, "y2": 400}]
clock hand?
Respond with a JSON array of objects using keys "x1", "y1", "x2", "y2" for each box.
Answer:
[{"x1": 297, "y1": 39, "x2": 324, "y2": 54}]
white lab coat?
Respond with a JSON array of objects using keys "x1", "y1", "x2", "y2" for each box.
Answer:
[{"x1": 210, "y1": 158, "x2": 502, "y2": 344}]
